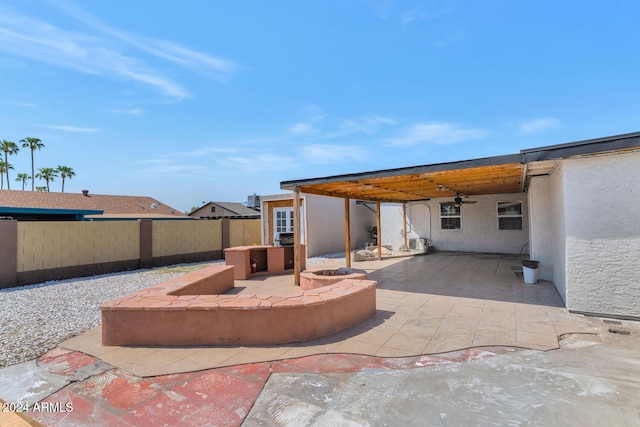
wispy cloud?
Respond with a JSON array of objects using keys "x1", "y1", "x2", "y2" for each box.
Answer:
[
  {"x1": 105, "y1": 108, "x2": 144, "y2": 115},
  {"x1": 140, "y1": 149, "x2": 298, "y2": 179},
  {"x1": 400, "y1": 7, "x2": 423, "y2": 24},
  {"x1": 386, "y1": 122, "x2": 488, "y2": 147},
  {"x1": 227, "y1": 153, "x2": 299, "y2": 173},
  {"x1": 517, "y1": 118, "x2": 560, "y2": 134},
  {"x1": 10, "y1": 101, "x2": 38, "y2": 108},
  {"x1": 290, "y1": 122, "x2": 316, "y2": 135},
  {"x1": 433, "y1": 30, "x2": 467, "y2": 48},
  {"x1": 144, "y1": 40, "x2": 238, "y2": 82},
  {"x1": 301, "y1": 144, "x2": 368, "y2": 164},
  {"x1": 54, "y1": 1, "x2": 238, "y2": 77},
  {"x1": 289, "y1": 110, "x2": 395, "y2": 140},
  {"x1": 184, "y1": 146, "x2": 248, "y2": 156},
  {"x1": 0, "y1": 3, "x2": 238, "y2": 99},
  {"x1": 46, "y1": 124, "x2": 100, "y2": 132},
  {"x1": 135, "y1": 158, "x2": 208, "y2": 176},
  {"x1": 339, "y1": 115, "x2": 396, "y2": 135},
  {"x1": 288, "y1": 105, "x2": 325, "y2": 136}
]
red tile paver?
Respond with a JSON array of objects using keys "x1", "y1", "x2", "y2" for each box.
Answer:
[
  {"x1": 30, "y1": 360, "x2": 271, "y2": 427},
  {"x1": 37, "y1": 349, "x2": 98, "y2": 376},
  {"x1": 29, "y1": 388, "x2": 122, "y2": 427},
  {"x1": 28, "y1": 347, "x2": 521, "y2": 426}
]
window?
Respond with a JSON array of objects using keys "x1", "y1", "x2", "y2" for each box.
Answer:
[
  {"x1": 210, "y1": 206, "x2": 216, "y2": 213},
  {"x1": 275, "y1": 209, "x2": 292, "y2": 233},
  {"x1": 497, "y1": 201, "x2": 522, "y2": 230},
  {"x1": 440, "y1": 204, "x2": 461, "y2": 230},
  {"x1": 273, "y1": 206, "x2": 305, "y2": 243}
]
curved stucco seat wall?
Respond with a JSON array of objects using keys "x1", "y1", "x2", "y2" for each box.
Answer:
[
  {"x1": 300, "y1": 267, "x2": 368, "y2": 291},
  {"x1": 100, "y1": 265, "x2": 377, "y2": 346}
]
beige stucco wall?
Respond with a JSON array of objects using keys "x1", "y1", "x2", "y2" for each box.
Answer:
[
  {"x1": 17, "y1": 221, "x2": 139, "y2": 272},
  {"x1": 229, "y1": 219, "x2": 261, "y2": 248},
  {"x1": 381, "y1": 193, "x2": 529, "y2": 254},
  {"x1": 306, "y1": 195, "x2": 375, "y2": 256},
  {"x1": 528, "y1": 176, "x2": 555, "y2": 283},
  {"x1": 153, "y1": 220, "x2": 221, "y2": 257},
  {"x1": 562, "y1": 152, "x2": 640, "y2": 318}
]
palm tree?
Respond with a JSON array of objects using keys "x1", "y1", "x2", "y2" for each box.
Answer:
[
  {"x1": 20, "y1": 137, "x2": 44, "y2": 191},
  {"x1": 1, "y1": 140, "x2": 19, "y2": 190},
  {"x1": 15, "y1": 173, "x2": 31, "y2": 191},
  {"x1": 0, "y1": 161, "x2": 5, "y2": 189},
  {"x1": 0, "y1": 161, "x2": 13, "y2": 190},
  {"x1": 35, "y1": 167, "x2": 58, "y2": 192},
  {"x1": 56, "y1": 166, "x2": 75, "y2": 193},
  {"x1": 35, "y1": 186, "x2": 47, "y2": 192}
]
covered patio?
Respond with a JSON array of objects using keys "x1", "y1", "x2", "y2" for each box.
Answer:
[{"x1": 279, "y1": 154, "x2": 528, "y2": 285}]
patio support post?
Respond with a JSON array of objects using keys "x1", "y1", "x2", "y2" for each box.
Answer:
[
  {"x1": 293, "y1": 186, "x2": 301, "y2": 286},
  {"x1": 345, "y1": 197, "x2": 351, "y2": 268},
  {"x1": 376, "y1": 201, "x2": 382, "y2": 260},
  {"x1": 403, "y1": 202, "x2": 408, "y2": 251}
]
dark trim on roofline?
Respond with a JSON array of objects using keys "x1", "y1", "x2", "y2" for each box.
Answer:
[
  {"x1": 0, "y1": 207, "x2": 104, "y2": 215},
  {"x1": 280, "y1": 153, "x2": 522, "y2": 190},
  {"x1": 86, "y1": 217, "x2": 195, "y2": 221},
  {"x1": 0, "y1": 207, "x2": 104, "y2": 221},
  {"x1": 191, "y1": 215, "x2": 261, "y2": 220},
  {"x1": 520, "y1": 131, "x2": 640, "y2": 162}
]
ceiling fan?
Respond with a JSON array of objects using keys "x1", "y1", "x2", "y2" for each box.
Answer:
[{"x1": 442, "y1": 193, "x2": 477, "y2": 206}]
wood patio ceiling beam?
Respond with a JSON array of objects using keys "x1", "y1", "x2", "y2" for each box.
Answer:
[
  {"x1": 298, "y1": 185, "x2": 420, "y2": 203},
  {"x1": 291, "y1": 162, "x2": 524, "y2": 203}
]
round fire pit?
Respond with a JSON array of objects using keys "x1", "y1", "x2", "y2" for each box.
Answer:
[{"x1": 300, "y1": 267, "x2": 368, "y2": 290}]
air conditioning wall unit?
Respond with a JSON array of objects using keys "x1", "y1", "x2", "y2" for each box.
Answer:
[{"x1": 409, "y1": 238, "x2": 430, "y2": 253}]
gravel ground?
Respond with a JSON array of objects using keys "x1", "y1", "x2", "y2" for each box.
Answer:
[
  {"x1": 0, "y1": 254, "x2": 347, "y2": 368},
  {"x1": 0, "y1": 261, "x2": 224, "y2": 368}
]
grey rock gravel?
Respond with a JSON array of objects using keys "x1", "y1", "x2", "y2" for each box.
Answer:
[
  {"x1": 0, "y1": 261, "x2": 223, "y2": 368},
  {"x1": 0, "y1": 255, "x2": 344, "y2": 368}
]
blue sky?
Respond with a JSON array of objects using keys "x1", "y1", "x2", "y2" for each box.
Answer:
[{"x1": 1, "y1": 1, "x2": 639, "y2": 212}]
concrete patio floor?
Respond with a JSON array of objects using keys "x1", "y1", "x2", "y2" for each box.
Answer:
[
  {"x1": 60, "y1": 253, "x2": 595, "y2": 377},
  {"x1": 3, "y1": 253, "x2": 639, "y2": 426}
]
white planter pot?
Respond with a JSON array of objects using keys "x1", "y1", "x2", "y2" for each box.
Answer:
[{"x1": 523, "y1": 266, "x2": 539, "y2": 284}]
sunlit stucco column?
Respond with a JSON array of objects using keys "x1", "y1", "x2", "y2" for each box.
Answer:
[
  {"x1": 344, "y1": 197, "x2": 351, "y2": 268},
  {"x1": 376, "y1": 201, "x2": 382, "y2": 260},
  {"x1": 293, "y1": 186, "x2": 301, "y2": 286},
  {"x1": 403, "y1": 202, "x2": 408, "y2": 251}
]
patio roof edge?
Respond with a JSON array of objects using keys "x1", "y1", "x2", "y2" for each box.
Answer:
[
  {"x1": 521, "y1": 131, "x2": 640, "y2": 162},
  {"x1": 0, "y1": 207, "x2": 104, "y2": 215},
  {"x1": 280, "y1": 153, "x2": 522, "y2": 191}
]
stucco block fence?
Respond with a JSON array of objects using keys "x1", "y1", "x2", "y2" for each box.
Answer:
[{"x1": 0, "y1": 218, "x2": 261, "y2": 289}]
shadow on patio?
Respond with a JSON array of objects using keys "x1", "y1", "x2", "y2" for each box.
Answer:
[
  {"x1": 295, "y1": 252, "x2": 592, "y2": 357},
  {"x1": 61, "y1": 253, "x2": 596, "y2": 377},
  {"x1": 370, "y1": 252, "x2": 564, "y2": 307}
]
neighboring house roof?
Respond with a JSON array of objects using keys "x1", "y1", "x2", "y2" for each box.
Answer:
[
  {"x1": 189, "y1": 202, "x2": 260, "y2": 219},
  {"x1": 0, "y1": 190, "x2": 188, "y2": 220},
  {"x1": 212, "y1": 202, "x2": 260, "y2": 216},
  {"x1": 281, "y1": 131, "x2": 640, "y2": 202}
]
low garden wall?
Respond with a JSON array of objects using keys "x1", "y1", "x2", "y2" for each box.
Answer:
[{"x1": 100, "y1": 265, "x2": 377, "y2": 346}]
